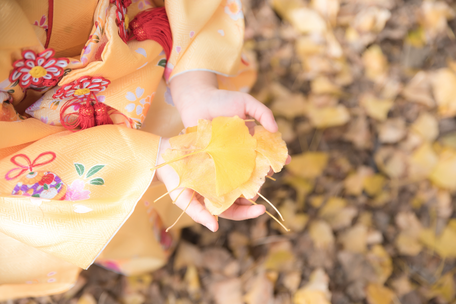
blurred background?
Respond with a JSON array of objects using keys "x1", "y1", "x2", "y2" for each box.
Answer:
[{"x1": 10, "y1": 0, "x2": 456, "y2": 303}]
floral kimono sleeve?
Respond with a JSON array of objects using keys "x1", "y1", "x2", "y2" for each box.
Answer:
[
  {"x1": 165, "y1": 0, "x2": 257, "y2": 92},
  {"x1": 0, "y1": 125, "x2": 160, "y2": 269}
]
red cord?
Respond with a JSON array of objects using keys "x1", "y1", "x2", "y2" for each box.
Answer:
[{"x1": 129, "y1": 7, "x2": 173, "y2": 59}]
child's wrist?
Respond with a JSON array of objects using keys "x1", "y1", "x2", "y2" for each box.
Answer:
[
  {"x1": 170, "y1": 71, "x2": 218, "y2": 112},
  {"x1": 154, "y1": 137, "x2": 171, "y2": 183}
]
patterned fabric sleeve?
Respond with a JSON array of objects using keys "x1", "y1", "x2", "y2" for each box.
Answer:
[
  {"x1": 0, "y1": 124, "x2": 160, "y2": 269},
  {"x1": 164, "y1": 0, "x2": 256, "y2": 91}
]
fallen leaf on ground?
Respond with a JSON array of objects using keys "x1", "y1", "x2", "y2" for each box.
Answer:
[
  {"x1": 410, "y1": 112, "x2": 439, "y2": 142},
  {"x1": 318, "y1": 197, "x2": 358, "y2": 230},
  {"x1": 284, "y1": 176, "x2": 314, "y2": 206},
  {"x1": 367, "y1": 245, "x2": 392, "y2": 285},
  {"x1": 363, "y1": 174, "x2": 386, "y2": 196},
  {"x1": 374, "y1": 147, "x2": 407, "y2": 178},
  {"x1": 366, "y1": 283, "x2": 395, "y2": 304},
  {"x1": 429, "y1": 148, "x2": 456, "y2": 190},
  {"x1": 402, "y1": 71, "x2": 435, "y2": 107},
  {"x1": 307, "y1": 105, "x2": 350, "y2": 128},
  {"x1": 293, "y1": 269, "x2": 331, "y2": 304},
  {"x1": 419, "y1": 1, "x2": 455, "y2": 41},
  {"x1": 311, "y1": 76, "x2": 343, "y2": 95},
  {"x1": 309, "y1": 220, "x2": 335, "y2": 249},
  {"x1": 339, "y1": 224, "x2": 368, "y2": 253},
  {"x1": 344, "y1": 166, "x2": 374, "y2": 195},
  {"x1": 429, "y1": 272, "x2": 455, "y2": 302},
  {"x1": 362, "y1": 45, "x2": 388, "y2": 82},
  {"x1": 288, "y1": 8, "x2": 327, "y2": 34},
  {"x1": 420, "y1": 219, "x2": 456, "y2": 258},
  {"x1": 185, "y1": 265, "x2": 201, "y2": 297},
  {"x1": 276, "y1": 200, "x2": 308, "y2": 232},
  {"x1": 361, "y1": 94, "x2": 394, "y2": 121},
  {"x1": 408, "y1": 143, "x2": 438, "y2": 181},
  {"x1": 431, "y1": 69, "x2": 456, "y2": 117},
  {"x1": 378, "y1": 118, "x2": 406, "y2": 143},
  {"x1": 243, "y1": 270, "x2": 274, "y2": 304},
  {"x1": 288, "y1": 152, "x2": 329, "y2": 179}
]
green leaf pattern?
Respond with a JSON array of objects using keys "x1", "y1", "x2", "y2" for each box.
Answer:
[
  {"x1": 86, "y1": 165, "x2": 105, "y2": 178},
  {"x1": 74, "y1": 163, "x2": 85, "y2": 177},
  {"x1": 73, "y1": 163, "x2": 106, "y2": 186},
  {"x1": 89, "y1": 178, "x2": 104, "y2": 185}
]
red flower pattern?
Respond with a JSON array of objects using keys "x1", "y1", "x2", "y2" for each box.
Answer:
[
  {"x1": 38, "y1": 173, "x2": 55, "y2": 186},
  {"x1": 53, "y1": 76, "x2": 110, "y2": 100},
  {"x1": 9, "y1": 49, "x2": 69, "y2": 89}
]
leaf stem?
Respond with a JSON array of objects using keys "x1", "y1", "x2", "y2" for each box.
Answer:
[
  {"x1": 247, "y1": 199, "x2": 290, "y2": 232},
  {"x1": 154, "y1": 186, "x2": 178, "y2": 203},
  {"x1": 151, "y1": 150, "x2": 203, "y2": 171},
  {"x1": 257, "y1": 192, "x2": 284, "y2": 221},
  {"x1": 171, "y1": 188, "x2": 186, "y2": 204},
  {"x1": 166, "y1": 190, "x2": 195, "y2": 232}
]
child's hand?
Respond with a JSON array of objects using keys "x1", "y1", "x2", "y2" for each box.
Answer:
[
  {"x1": 155, "y1": 138, "x2": 266, "y2": 232},
  {"x1": 170, "y1": 71, "x2": 278, "y2": 133}
]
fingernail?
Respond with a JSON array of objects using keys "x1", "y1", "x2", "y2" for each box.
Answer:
[{"x1": 204, "y1": 222, "x2": 215, "y2": 232}]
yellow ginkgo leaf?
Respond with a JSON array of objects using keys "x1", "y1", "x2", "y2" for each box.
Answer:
[
  {"x1": 201, "y1": 116, "x2": 257, "y2": 196},
  {"x1": 239, "y1": 153, "x2": 271, "y2": 199},
  {"x1": 163, "y1": 149, "x2": 218, "y2": 199},
  {"x1": 363, "y1": 174, "x2": 386, "y2": 196},
  {"x1": 169, "y1": 131, "x2": 198, "y2": 150},
  {"x1": 204, "y1": 153, "x2": 271, "y2": 215},
  {"x1": 288, "y1": 152, "x2": 328, "y2": 179},
  {"x1": 294, "y1": 269, "x2": 331, "y2": 304},
  {"x1": 419, "y1": 219, "x2": 456, "y2": 258},
  {"x1": 204, "y1": 153, "x2": 272, "y2": 215},
  {"x1": 367, "y1": 245, "x2": 393, "y2": 285},
  {"x1": 366, "y1": 283, "x2": 395, "y2": 304},
  {"x1": 254, "y1": 125, "x2": 288, "y2": 173},
  {"x1": 361, "y1": 94, "x2": 394, "y2": 121},
  {"x1": 161, "y1": 117, "x2": 289, "y2": 220},
  {"x1": 307, "y1": 105, "x2": 350, "y2": 128}
]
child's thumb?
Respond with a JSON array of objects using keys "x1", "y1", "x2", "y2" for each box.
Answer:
[{"x1": 244, "y1": 96, "x2": 278, "y2": 133}]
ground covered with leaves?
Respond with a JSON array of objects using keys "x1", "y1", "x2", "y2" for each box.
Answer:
[{"x1": 10, "y1": 0, "x2": 456, "y2": 303}]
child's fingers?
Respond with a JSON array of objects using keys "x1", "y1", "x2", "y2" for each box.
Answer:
[
  {"x1": 173, "y1": 189, "x2": 219, "y2": 232},
  {"x1": 286, "y1": 155, "x2": 291, "y2": 164},
  {"x1": 219, "y1": 203, "x2": 266, "y2": 221},
  {"x1": 243, "y1": 95, "x2": 278, "y2": 133}
]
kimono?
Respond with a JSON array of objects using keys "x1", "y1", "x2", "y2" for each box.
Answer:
[{"x1": 0, "y1": 0, "x2": 256, "y2": 299}]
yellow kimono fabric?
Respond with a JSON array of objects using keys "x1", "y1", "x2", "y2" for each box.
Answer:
[{"x1": 0, "y1": 0, "x2": 255, "y2": 300}]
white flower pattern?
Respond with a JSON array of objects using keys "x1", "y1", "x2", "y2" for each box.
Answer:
[
  {"x1": 224, "y1": 0, "x2": 244, "y2": 21},
  {"x1": 125, "y1": 87, "x2": 152, "y2": 118}
]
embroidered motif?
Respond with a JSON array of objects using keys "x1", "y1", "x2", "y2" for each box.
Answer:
[
  {"x1": 65, "y1": 163, "x2": 106, "y2": 201},
  {"x1": 125, "y1": 87, "x2": 152, "y2": 120},
  {"x1": 80, "y1": 12, "x2": 109, "y2": 66},
  {"x1": 53, "y1": 76, "x2": 112, "y2": 130},
  {"x1": 9, "y1": 49, "x2": 69, "y2": 90},
  {"x1": 224, "y1": 0, "x2": 244, "y2": 21},
  {"x1": 113, "y1": 0, "x2": 131, "y2": 43},
  {"x1": 5, "y1": 152, "x2": 67, "y2": 200},
  {"x1": 33, "y1": 15, "x2": 48, "y2": 30},
  {"x1": 53, "y1": 76, "x2": 110, "y2": 100}
]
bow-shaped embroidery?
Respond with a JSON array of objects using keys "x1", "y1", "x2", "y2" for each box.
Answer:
[{"x1": 5, "y1": 152, "x2": 56, "y2": 181}]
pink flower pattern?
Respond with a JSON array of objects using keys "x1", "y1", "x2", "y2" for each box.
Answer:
[
  {"x1": 34, "y1": 15, "x2": 48, "y2": 30},
  {"x1": 65, "y1": 179, "x2": 91, "y2": 201}
]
